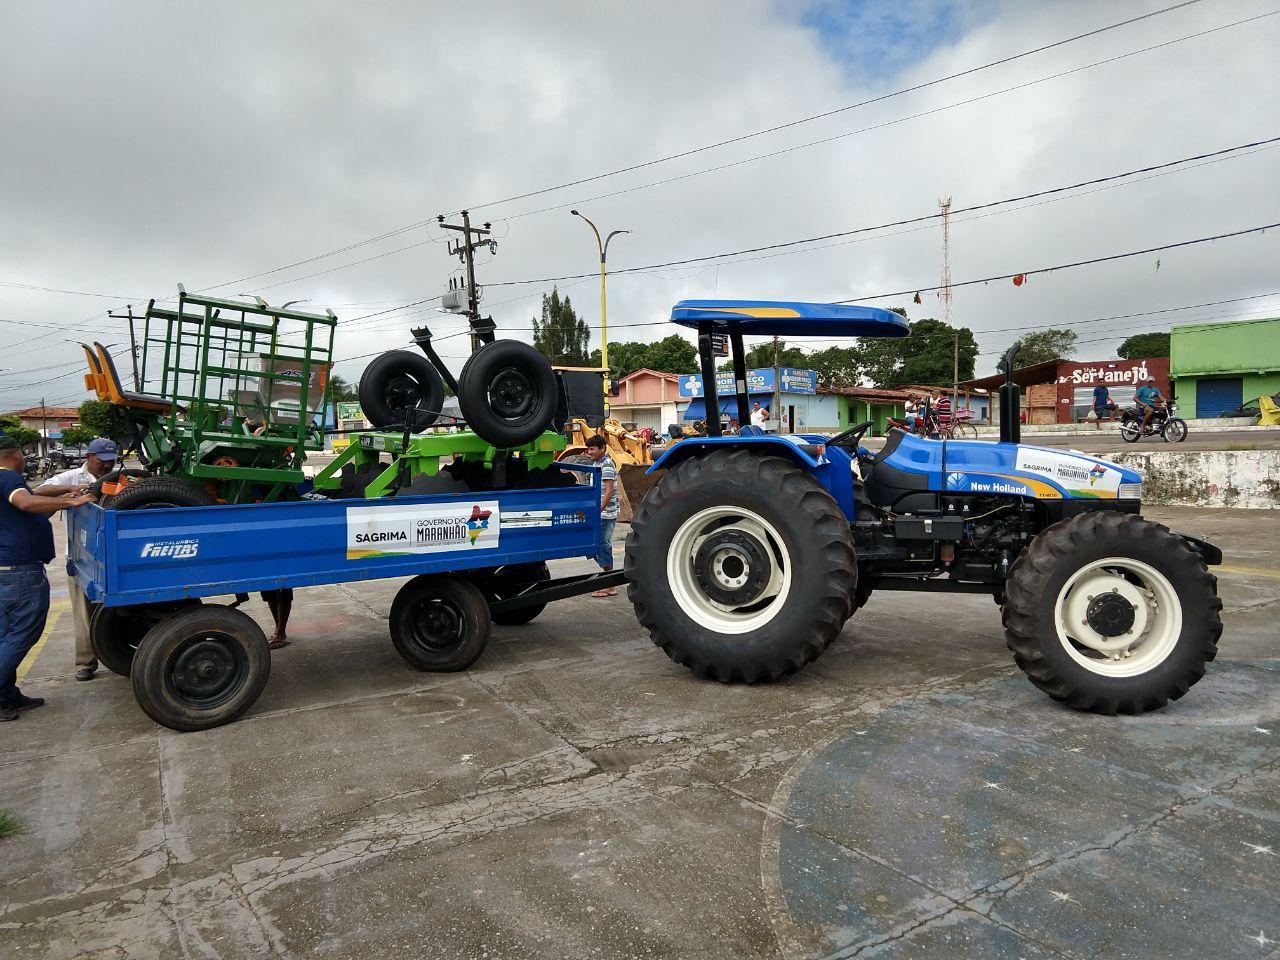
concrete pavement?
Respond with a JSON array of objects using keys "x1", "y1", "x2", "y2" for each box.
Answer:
[{"x1": 1, "y1": 507, "x2": 1276, "y2": 959}]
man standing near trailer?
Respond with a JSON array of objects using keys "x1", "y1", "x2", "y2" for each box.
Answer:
[
  {"x1": 585, "y1": 435, "x2": 620, "y2": 598},
  {"x1": 0, "y1": 434, "x2": 95, "y2": 721},
  {"x1": 36, "y1": 438, "x2": 119, "y2": 680}
]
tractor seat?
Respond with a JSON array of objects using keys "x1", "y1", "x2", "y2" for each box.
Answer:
[
  {"x1": 861, "y1": 428, "x2": 931, "y2": 508},
  {"x1": 82, "y1": 342, "x2": 176, "y2": 413}
]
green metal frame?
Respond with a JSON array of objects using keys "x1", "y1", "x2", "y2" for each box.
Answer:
[
  {"x1": 313, "y1": 430, "x2": 567, "y2": 498},
  {"x1": 132, "y1": 286, "x2": 337, "y2": 502}
]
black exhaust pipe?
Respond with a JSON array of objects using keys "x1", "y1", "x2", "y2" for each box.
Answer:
[{"x1": 999, "y1": 344, "x2": 1021, "y2": 445}]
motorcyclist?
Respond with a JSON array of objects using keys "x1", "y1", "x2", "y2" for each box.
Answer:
[{"x1": 1134, "y1": 378, "x2": 1165, "y2": 434}]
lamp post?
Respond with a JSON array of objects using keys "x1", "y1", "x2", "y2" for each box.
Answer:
[{"x1": 571, "y1": 210, "x2": 629, "y2": 408}]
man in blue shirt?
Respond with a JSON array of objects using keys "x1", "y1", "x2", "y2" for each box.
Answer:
[
  {"x1": 1092, "y1": 384, "x2": 1116, "y2": 429},
  {"x1": 1134, "y1": 378, "x2": 1164, "y2": 435},
  {"x1": 0, "y1": 434, "x2": 95, "y2": 721}
]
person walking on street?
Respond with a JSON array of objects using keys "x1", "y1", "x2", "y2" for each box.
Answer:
[
  {"x1": 0, "y1": 434, "x2": 95, "y2": 720},
  {"x1": 37, "y1": 438, "x2": 119, "y2": 680},
  {"x1": 584, "y1": 435, "x2": 620, "y2": 598}
]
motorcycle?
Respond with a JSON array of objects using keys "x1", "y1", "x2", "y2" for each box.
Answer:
[{"x1": 1119, "y1": 400, "x2": 1187, "y2": 443}]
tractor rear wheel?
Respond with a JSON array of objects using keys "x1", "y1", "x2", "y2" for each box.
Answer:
[
  {"x1": 624, "y1": 450, "x2": 856, "y2": 682},
  {"x1": 1002, "y1": 512, "x2": 1221, "y2": 715}
]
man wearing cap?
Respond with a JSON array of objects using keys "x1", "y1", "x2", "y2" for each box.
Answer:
[
  {"x1": 0, "y1": 434, "x2": 95, "y2": 721},
  {"x1": 37, "y1": 437, "x2": 119, "y2": 681}
]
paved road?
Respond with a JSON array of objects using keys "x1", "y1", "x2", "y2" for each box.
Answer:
[
  {"x1": 862, "y1": 429, "x2": 1280, "y2": 453},
  {"x1": 2, "y1": 508, "x2": 1277, "y2": 959}
]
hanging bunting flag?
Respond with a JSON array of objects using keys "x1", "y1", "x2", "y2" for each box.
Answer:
[
  {"x1": 913, "y1": 291, "x2": 922, "y2": 304},
  {"x1": 1012, "y1": 273, "x2": 1026, "y2": 287}
]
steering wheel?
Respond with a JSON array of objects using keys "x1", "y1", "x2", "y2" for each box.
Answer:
[{"x1": 827, "y1": 420, "x2": 875, "y2": 450}]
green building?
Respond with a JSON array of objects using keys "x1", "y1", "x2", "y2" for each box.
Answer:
[
  {"x1": 1170, "y1": 316, "x2": 1280, "y2": 418},
  {"x1": 820, "y1": 386, "x2": 909, "y2": 436}
]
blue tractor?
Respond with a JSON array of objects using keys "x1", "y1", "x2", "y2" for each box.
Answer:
[{"x1": 624, "y1": 301, "x2": 1223, "y2": 714}]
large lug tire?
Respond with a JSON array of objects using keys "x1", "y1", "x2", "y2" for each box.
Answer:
[
  {"x1": 130, "y1": 606, "x2": 271, "y2": 731},
  {"x1": 456, "y1": 340, "x2": 557, "y2": 448},
  {"x1": 624, "y1": 450, "x2": 856, "y2": 683},
  {"x1": 1002, "y1": 512, "x2": 1222, "y2": 715},
  {"x1": 107, "y1": 477, "x2": 218, "y2": 510},
  {"x1": 389, "y1": 576, "x2": 491, "y2": 671},
  {"x1": 91, "y1": 600, "x2": 202, "y2": 677},
  {"x1": 359, "y1": 349, "x2": 445, "y2": 431},
  {"x1": 476, "y1": 562, "x2": 552, "y2": 625}
]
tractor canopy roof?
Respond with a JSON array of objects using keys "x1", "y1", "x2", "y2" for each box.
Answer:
[{"x1": 670, "y1": 300, "x2": 910, "y2": 338}]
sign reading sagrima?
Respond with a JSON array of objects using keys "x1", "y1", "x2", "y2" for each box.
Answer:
[{"x1": 346, "y1": 501, "x2": 501, "y2": 559}]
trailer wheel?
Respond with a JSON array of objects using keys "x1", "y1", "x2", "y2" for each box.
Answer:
[
  {"x1": 131, "y1": 606, "x2": 271, "y2": 731},
  {"x1": 389, "y1": 576, "x2": 491, "y2": 671},
  {"x1": 1003, "y1": 512, "x2": 1222, "y2": 715},
  {"x1": 478, "y1": 562, "x2": 551, "y2": 625},
  {"x1": 91, "y1": 600, "x2": 202, "y2": 676},
  {"x1": 625, "y1": 449, "x2": 856, "y2": 682},
  {"x1": 359, "y1": 349, "x2": 444, "y2": 431},
  {"x1": 108, "y1": 477, "x2": 217, "y2": 510},
  {"x1": 457, "y1": 340, "x2": 557, "y2": 448}
]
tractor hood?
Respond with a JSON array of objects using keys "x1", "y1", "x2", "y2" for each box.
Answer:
[{"x1": 880, "y1": 432, "x2": 1143, "y2": 501}]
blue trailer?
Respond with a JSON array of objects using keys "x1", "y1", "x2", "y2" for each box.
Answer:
[{"x1": 67, "y1": 465, "x2": 617, "y2": 731}]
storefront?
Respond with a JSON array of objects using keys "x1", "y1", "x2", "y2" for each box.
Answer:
[
  {"x1": 676, "y1": 367, "x2": 838, "y2": 432},
  {"x1": 820, "y1": 386, "x2": 909, "y2": 436},
  {"x1": 961, "y1": 357, "x2": 1171, "y2": 425},
  {"x1": 1170, "y1": 316, "x2": 1280, "y2": 419},
  {"x1": 607, "y1": 368, "x2": 681, "y2": 433}
]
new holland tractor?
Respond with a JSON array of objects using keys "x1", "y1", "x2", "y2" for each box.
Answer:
[{"x1": 624, "y1": 301, "x2": 1223, "y2": 715}]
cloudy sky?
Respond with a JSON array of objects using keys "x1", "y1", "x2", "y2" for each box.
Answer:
[{"x1": 2, "y1": 0, "x2": 1278, "y2": 410}]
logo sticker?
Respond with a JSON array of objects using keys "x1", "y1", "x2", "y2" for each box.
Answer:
[
  {"x1": 140, "y1": 539, "x2": 199, "y2": 560},
  {"x1": 346, "y1": 501, "x2": 501, "y2": 559}
]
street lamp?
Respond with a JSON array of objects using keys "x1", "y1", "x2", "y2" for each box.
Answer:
[{"x1": 571, "y1": 210, "x2": 630, "y2": 407}]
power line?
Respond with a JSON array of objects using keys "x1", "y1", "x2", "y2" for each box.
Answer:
[{"x1": 168, "y1": 1, "x2": 1209, "y2": 296}]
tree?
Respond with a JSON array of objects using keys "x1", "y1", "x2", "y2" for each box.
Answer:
[
  {"x1": 1116, "y1": 331, "x2": 1170, "y2": 360},
  {"x1": 742, "y1": 340, "x2": 807, "y2": 370},
  {"x1": 77, "y1": 400, "x2": 130, "y2": 445},
  {"x1": 806, "y1": 346, "x2": 862, "y2": 388},
  {"x1": 0, "y1": 416, "x2": 40, "y2": 450},
  {"x1": 591, "y1": 335, "x2": 698, "y2": 379},
  {"x1": 1012, "y1": 328, "x2": 1078, "y2": 366},
  {"x1": 327, "y1": 373, "x2": 357, "y2": 402},
  {"x1": 531, "y1": 287, "x2": 590, "y2": 365},
  {"x1": 59, "y1": 425, "x2": 96, "y2": 448},
  {"x1": 897, "y1": 318, "x2": 978, "y2": 386}
]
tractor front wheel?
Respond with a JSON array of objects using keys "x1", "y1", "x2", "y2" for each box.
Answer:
[
  {"x1": 624, "y1": 450, "x2": 856, "y2": 682},
  {"x1": 1002, "y1": 512, "x2": 1221, "y2": 714}
]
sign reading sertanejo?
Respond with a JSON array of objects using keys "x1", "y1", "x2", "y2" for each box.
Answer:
[{"x1": 346, "y1": 501, "x2": 501, "y2": 559}]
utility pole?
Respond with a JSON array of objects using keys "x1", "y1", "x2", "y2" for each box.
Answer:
[
  {"x1": 939, "y1": 197, "x2": 957, "y2": 406},
  {"x1": 40, "y1": 396, "x2": 48, "y2": 460},
  {"x1": 437, "y1": 211, "x2": 497, "y2": 352},
  {"x1": 772, "y1": 335, "x2": 781, "y2": 434},
  {"x1": 571, "y1": 210, "x2": 630, "y2": 410}
]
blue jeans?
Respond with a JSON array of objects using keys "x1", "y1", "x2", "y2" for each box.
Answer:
[
  {"x1": 0, "y1": 565, "x2": 50, "y2": 706},
  {"x1": 597, "y1": 516, "x2": 617, "y2": 570}
]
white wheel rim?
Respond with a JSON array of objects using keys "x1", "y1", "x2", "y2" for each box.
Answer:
[
  {"x1": 1052, "y1": 557, "x2": 1182, "y2": 677},
  {"x1": 666, "y1": 505, "x2": 792, "y2": 634}
]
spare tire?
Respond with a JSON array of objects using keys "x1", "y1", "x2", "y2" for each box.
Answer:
[
  {"x1": 457, "y1": 340, "x2": 557, "y2": 448},
  {"x1": 359, "y1": 350, "x2": 445, "y2": 431},
  {"x1": 108, "y1": 477, "x2": 218, "y2": 510}
]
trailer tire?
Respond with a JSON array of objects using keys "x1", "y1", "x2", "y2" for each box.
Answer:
[
  {"x1": 91, "y1": 600, "x2": 202, "y2": 676},
  {"x1": 131, "y1": 606, "x2": 271, "y2": 731},
  {"x1": 478, "y1": 562, "x2": 551, "y2": 625},
  {"x1": 359, "y1": 349, "x2": 444, "y2": 431},
  {"x1": 457, "y1": 340, "x2": 557, "y2": 448},
  {"x1": 389, "y1": 576, "x2": 491, "y2": 671},
  {"x1": 1003, "y1": 512, "x2": 1221, "y2": 715},
  {"x1": 625, "y1": 449, "x2": 856, "y2": 682},
  {"x1": 108, "y1": 478, "x2": 217, "y2": 510}
]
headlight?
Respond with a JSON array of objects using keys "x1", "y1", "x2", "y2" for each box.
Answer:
[{"x1": 1119, "y1": 482, "x2": 1142, "y2": 499}]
